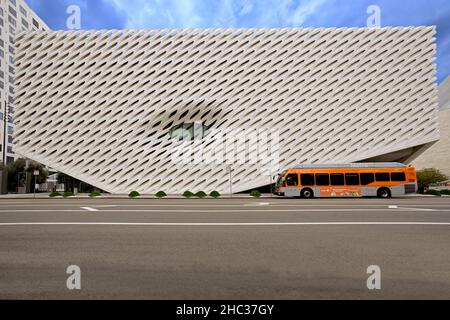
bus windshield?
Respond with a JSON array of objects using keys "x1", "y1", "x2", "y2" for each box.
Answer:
[{"x1": 276, "y1": 171, "x2": 287, "y2": 186}]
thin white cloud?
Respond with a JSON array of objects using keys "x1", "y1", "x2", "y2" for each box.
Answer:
[{"x1": 110, "y1": 0, "x2": 330, "y2": 29}]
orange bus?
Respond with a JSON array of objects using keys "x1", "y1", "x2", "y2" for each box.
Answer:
[{"x1": 273, "y1": 163, "x2": 417, "y2": 198}]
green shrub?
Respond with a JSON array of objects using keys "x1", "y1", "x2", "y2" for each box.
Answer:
[
  {"x1": 128, "y1": 191, "x2": 140, "y2": 198},
  {"x1": 250, "y1": 190, "x2": 261, "y2": 198},
  {"x1": 49, "y1": 191, "x2": 62, "y2": 198},
  {"x1": 425, "y1": 189, "x2": 441, "y2": 196},
  {"x1": 209, "y1": 191, "x2": 221, "y2": 198},
  {"x1": 63, "y1": 191, "x2": 74, "y2": 198},
  {"x1": 417, "y1": 168, "x2": 449, "y2": 190},
  {"x1": 155, "y1": 191, "x2": 167, "y2": 199},
  {"x1": 89, "y1": 191, "x2": 101, "y2": 198},
  {"x1": 439, "y1": 189, "x2": 450, "y2": 195},
  {"x1": 195, "y1": 191, "x2": 207, "y2": 198},
  {"x1": 183, "y1": 191, "x2": 194, "y2": 198}
]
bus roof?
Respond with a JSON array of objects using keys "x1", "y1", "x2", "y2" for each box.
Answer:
[{"x1": 293, "y1": 162, "x2": 407, "y2": 169}]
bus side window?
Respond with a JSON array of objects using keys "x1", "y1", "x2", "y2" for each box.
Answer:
[
  {"x1": 391, "y1": 172, "x2": 406, "y2": 181},
  {"x1": 315, "y1": 174, "x2": 330, "y2": 186},
  {"x1": 330, "y1": 173, "x2": 345, "y2": 186},
  {"x1": 345, "y1": 173, "x2": 360, "y2": 185},
  {"x1": 300, "y1": 174, "x2": 314, "y2": 186},
  {"x1": 375, "y1": 172, "x2": 390, "y2": 181},
  {"x1": 360, "y1": 173, "x2": 375, "y2": 185},
  {"x1": 286, "y1": 174, "x2": 299, "y2": 186}
]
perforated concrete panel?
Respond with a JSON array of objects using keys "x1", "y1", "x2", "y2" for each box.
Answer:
[{"x1": 14, "y1": 27, "x2": 439, "y2": 194}]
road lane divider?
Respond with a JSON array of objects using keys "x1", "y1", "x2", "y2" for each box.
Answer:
[
  {"x1": 1, "y1": 222, "x2": 450, "y2": 227},
  {"x1": 80, "y1": 207, "x2": 99, "y2": 212}
]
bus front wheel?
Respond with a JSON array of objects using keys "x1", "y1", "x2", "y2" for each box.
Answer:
[
  {"x1": 377, "y1": 187, "x2": 391, "y2": 198},
  {"x1": 301, "y1": 188, "x2": 314, "y2": 199}
]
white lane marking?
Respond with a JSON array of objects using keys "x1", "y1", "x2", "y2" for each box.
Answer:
[
  {"x1": 0, "y1": 222, "x2": 450, "y2": 227},
  {"x1": 244, "y1": 202, "x2": 270, "y2": 206},
  {"x1": 0, "y1": 208, "x2": 448, "y2": 213},
  {"x1": 93, "y1": 205, "x2": 117, "y2": 208},
  {"x1": 397, "y1": 207, "x2": 437, "y2": 211},
  {"x1": 388, "y1": 205, "x2": 398, "y2": 209},
  {"x1": 80, "y1": 207, "x2": 99, "y2": 212},
  {"x1": 0, "y1": 203, "x2": 449, "y2": 208}
]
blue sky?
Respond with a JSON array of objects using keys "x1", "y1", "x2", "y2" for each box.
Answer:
[{"x1": 25, "y1": 0, "x2": 450, "y2": 83}]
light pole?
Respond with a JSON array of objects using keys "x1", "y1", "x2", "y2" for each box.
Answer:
[
  {"x1": 33, "y1": 170, "x2": 39, "y2": 199},
  {"x1": 227, "y1": 165, "x2": 232, "y2": 198},
  {"x1": 2, "y1": 101, "x2": 7, "y2": 165}
]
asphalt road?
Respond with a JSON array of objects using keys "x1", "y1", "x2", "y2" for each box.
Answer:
[{"x1": 0, "y1": 196, "x2": 449, "y2": 299}]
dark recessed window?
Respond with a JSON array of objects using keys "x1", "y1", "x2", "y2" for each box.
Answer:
[
  {"x1": 345, "y1": 173, "x2": 360, "y2": 186},
  {"x1": 375, "y1": 172, "x2": 390, "y2": 182},
  {"x1": 330, "y1": 173, "x2": 344, "y2": 186},
  {"x1": 169, "y1": 122, "x2": 210, "y2": 141},
  {"x1": 300, "y1": 173, "x2": 314, "y2": 186},
  {"x1": 391, "y1": 172, "x2": 406, "y2": 181},
  {"x1": 360, "y1": 173, "x2": 375, "y2": 185},
  {"x1": 315, "y1": 173, "x2": 330, "y2": 186}
]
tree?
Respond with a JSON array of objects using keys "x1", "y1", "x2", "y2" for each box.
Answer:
[
  {"x1": 26, "y1": 160, "x2": 49, "y2": 184},
  {"x1": 416, "y1": 168, "x2": 448, "y2": 192},
  {"x1": 6, "y1": 158, "x2": 26, "y2": 192}
]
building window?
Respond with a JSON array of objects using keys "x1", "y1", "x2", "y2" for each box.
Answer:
[
  {"x1": 0, "y1": 39, "x2": 3, "y2": 47},
  {"x1": 32, "y1": 18, "x2": 39, "y2": 28},
  {"x1": 9, "y1": 6, "x2": 17, "y2": 18},
  {"x1": 9, "y1": 0, "x2": 17, "y2": 6},
  {"x1": 21, "y1": 18, "x2": 28, "y2": 28},
  {"x1": 6, "y1": 156, "x2": 14, "y2": 164},
  {"x1": 8, "y1": 45, "x2": 14, "y2": 54},
  {"x1": 7, "y1": 146, "x2": 13, "y2": 154},
  {"x1": 169, "y1": 122, "x2": 210, "y2": 141},
  {"x1": 19, "y1": 5, "x2": 27, "y2": 17},
  {"x1": 8, "y1": 15, "x2": 16, "y2": 28}
]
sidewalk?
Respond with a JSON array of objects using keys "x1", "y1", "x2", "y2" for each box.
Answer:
[
  {"x1": 0, "y1": 193, "x2": 445, "y2": 199},
  {"x1": 0, "y1": 193, "x2": 276, "y2": 199}
]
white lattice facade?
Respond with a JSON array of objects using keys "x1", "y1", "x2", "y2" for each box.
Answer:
[{"x1": 14, "y1": 27, "x2": 439, "y2": 194}]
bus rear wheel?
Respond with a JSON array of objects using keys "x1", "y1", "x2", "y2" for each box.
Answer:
[
  {"x1": 301, "y1": 188, "x2": 314, "y2": 199},
  {"x1": 377, "y1": 187, "x2": 391, "y2": 198}
]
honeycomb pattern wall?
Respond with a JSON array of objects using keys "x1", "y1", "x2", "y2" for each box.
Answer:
[{"x1": 14, "y1": 27, "x2": 439, "y2": 194}]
